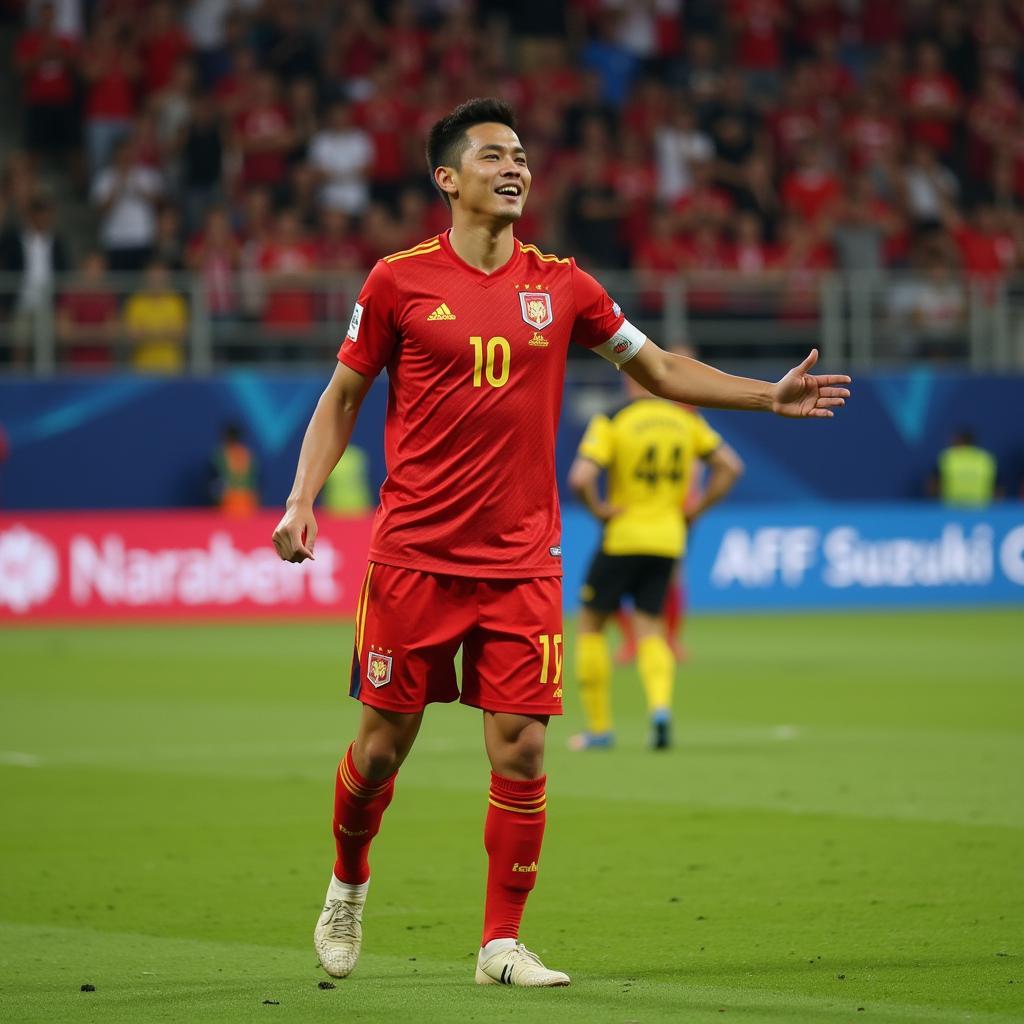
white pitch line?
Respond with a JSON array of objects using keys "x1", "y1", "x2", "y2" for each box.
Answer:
[
  {"x1": 0, "y1": 751, "x2": 42, "y2": 767},
  {"x1": 771, "y1": 724, "x2": 801, "y2": 741}
]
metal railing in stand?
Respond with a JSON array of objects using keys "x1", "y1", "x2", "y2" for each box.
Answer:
[{"x1": 0, "y1": 269, "x2": 1021, "y2": 377}]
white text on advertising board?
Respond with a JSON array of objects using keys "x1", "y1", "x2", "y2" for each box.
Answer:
[{"x1": 712, "y1": 524, "x2": 1005, "y2": 589}]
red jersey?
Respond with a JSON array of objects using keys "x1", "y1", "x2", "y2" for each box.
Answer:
[
  {"x1": 85, "y1": 51, "x2": 137, "y2": 120},
  {"x1": 337, "y1": 231, "x2": 625, "y2": 578},
  {"x1": 259, "y1": 241, "x2": 317, "y2": 326},
  {"x1": 843, "y1": 112, "x2": 901, "y2": 171},
  {"x1": 15, "y1": 31, "x2": 77, "y2": 105},
  {"x1": 235, "y1": 105, "x2": 291, "y2": 187},
  {"x1": 58, "y1": 289, "x2": 118, "y2": 366},
  {"x1": 781, "y1": 168, "x2": 843, "y2": 224},
  {"x1": 901, "y1": 73, "x2": 960, "y2": 153},
  {"x1": 728, "y1": 0, "x2": 784, "y2": 70},
  {"x1": 353, "y1": 95, "x2": 408, "y2": 184},
  {"x1": 141, "y1": 27, "x2": 192, "y2": 94},
  {"x1": 769, "y1": 106, "x2": 823, "y2": 167},
  {"x1": 951, "y1": 225, "x2": 1005, "y2": 278}
]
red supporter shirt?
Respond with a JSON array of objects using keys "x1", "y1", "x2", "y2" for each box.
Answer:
[
  {"x1": 141, "y1": 27, "x2": 192, "y2": 94},
  {"x1": 673, "y1": 186, "x2": 735, "y2": 223},
  {"x1": 354, "y1": 96, "x2": 407, "y2": 183},
  {"x1": 337, "y1": 231, "x2": 625, "y2": 578},
  {"x1": 728, "y1": 0, "x2": 784, "y2": 70},
  {"x1": 860, "y1": 0, "x2": 904, "y2": 46},
  {"x1": 730, "y1": 241, "x2": 777, "y2": 273},
  {"x1": 15, "y1": 31, "x2": 77, "y2": 105},
  {"x1": 259, "y1": 241, "x2": 317, "y2": 326},
  {"x1": 769, "y1": 106, "x2": 822, "y2": 166},
  {"x1": 811, "y1": 60, "x2": 855, "y2": 104},
  {"x1": 85, "y1": 52, "x2": 137, "y2": 120},
  {"x1": 781, "y1": 169, "x2": 842, "y2": 224},
  {"x1": 902, "y1": 73, "x2": 960, "y2": 153},
  {"x1": 236, "y1": 105, "x2": 291, "y2": 187},
  {"x1": 843, "y1": 112, "x2": 901, "y2": 170},
  {"x1": 58, "y1": 290, "x2": 118, "y2": 365},
  {"x1": 952, "y1": 225, "x2": 1004, "y2": 277},
  {"x1": 387, "y1": 26, "x2": 428, "y2": 87}
]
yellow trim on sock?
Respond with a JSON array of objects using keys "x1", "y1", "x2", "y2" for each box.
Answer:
[{"x1": 488, "y1": 797, "x2": 547, "y2": 814}]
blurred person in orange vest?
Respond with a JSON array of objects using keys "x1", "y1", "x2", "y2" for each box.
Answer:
[{"x1": 210, "y1": 422, "x2": 259, "y2": 517}]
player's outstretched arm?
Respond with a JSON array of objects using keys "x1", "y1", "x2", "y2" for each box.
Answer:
[
  {"x1": 272, "y1": 362, "x2": 372, "y2": 563},
  {"x1": 622, "y1": 341, "x2": 851, "y2": 418}
]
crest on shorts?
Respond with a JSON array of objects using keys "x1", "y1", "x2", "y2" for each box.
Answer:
[
  {"x1": 367, "y1": 651, "x2": 393, "y2": 688},
  {"x1": 519, "y1": 292, "x2": 553, "y2": 331}
]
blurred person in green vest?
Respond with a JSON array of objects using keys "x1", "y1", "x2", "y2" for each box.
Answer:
[
  {"x1": 928, "y1": 428, "x2": 998, "y2": 507},
  {"x1": 322, "y1": 445, "x2": 372, "y2": 515},
  {"x1": 210, "y1": 422, "x2": 259, "y2": 517}
]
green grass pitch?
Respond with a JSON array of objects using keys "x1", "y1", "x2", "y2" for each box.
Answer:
[{"x1": 1, "y1": 609, "x2": 1021, "y2": 1023}]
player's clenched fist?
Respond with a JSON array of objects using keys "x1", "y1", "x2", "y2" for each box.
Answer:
[{"x1": 272, "y1": 504, "x2": 317, "y2": 562}]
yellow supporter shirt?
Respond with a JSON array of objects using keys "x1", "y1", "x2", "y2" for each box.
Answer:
[
  {"x1": 123, "y1": 292, "x2": 188, "y2": 372},
  {"x1": 577, "y1": 398, "x2": 722, "y2": 559}
]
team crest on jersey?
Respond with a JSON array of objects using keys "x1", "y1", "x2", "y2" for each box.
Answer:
[
  {"x1": 367, "y1": 651, "x2": 393, "y2": 688},
  {"x1": 519, "y1": 292, "x2": 553, "y2": 331}
]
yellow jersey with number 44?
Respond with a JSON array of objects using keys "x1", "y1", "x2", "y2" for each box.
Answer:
[{"x1": 578, "y1": 398, "x2": 722, "y2": 558}]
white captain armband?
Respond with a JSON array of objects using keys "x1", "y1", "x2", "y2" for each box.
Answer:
[{"x1": 593, "y1": 319, "x2": 646, "y2": 367}]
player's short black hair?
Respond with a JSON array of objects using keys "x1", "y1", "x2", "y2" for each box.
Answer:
[{"x1": 426, "y1": 97, "x2": 518, "y2": 209}]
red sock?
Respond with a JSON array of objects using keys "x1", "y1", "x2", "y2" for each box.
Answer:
[
  {"x1": 663, "y1": 581, "x2": 682, "y2": 639},
  {"x1": 481, "y1": 772, "x2": 546, "y2": 944},
  {"x1": 616, "y1": 610, "x2": 636, "y2": 651},
  {"x1": 332, "y1": 744, "x2": 396, "y2": 885}
]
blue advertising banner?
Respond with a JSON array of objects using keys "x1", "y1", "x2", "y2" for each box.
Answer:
[
  {"x1": 1, "y1": 371, "x2": 1023, "y2": 510},
  {"x1": 561, "y1": 503, "x2": 1024, "y2": 612}
]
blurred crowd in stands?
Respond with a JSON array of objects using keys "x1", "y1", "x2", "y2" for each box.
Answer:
[{"x1": 3, "y1": 0, "x2": 1024, "y2": 369}]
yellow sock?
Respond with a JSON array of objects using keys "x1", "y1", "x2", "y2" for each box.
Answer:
[
  {"x1": 637, "y1": 635, "x2": 675, "y2": 715},
  {"x1": 575, "y1": 631, "x2": 612, "y2": 734}
]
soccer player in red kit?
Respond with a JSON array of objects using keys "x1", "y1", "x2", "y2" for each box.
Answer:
[{"x1": 272, "y1": 98, "x2": 850, "y2": 987}]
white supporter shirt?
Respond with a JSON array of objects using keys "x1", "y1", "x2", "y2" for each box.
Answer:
[
  {"x1": 91, "y1": 166, "x2": 164, "y2": 249},
  {"x1": 904, "y1": 164, "x2": 959, "y2": 222},
  {"x1": 309, "y1": 129, "x2": 374, "y2": 215},
  {"x1": 20, "y1": 231, "x2": 54, "y2": 311},
  {"x1": 655, "y1": 127, "x2": 714, "y2": 202}
]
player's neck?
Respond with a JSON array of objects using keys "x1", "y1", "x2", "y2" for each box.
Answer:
[{"x1": 447, "y1": 219, "x2": 516, "y2": 275}]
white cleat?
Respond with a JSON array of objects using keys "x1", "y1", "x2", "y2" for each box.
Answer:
[
  {"x1": 314, "y1": 876, "x2": 368, "y2": 978},
  {"x1": 475, "y1": 941, "x2": 571, "y2": 987}
]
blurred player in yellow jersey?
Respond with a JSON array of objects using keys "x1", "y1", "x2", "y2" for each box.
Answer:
[{"x1": 568, "y1": 374, "x2": 744, "y2": 750}]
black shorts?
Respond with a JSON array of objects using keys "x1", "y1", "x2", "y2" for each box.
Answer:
[{"x1": 580, "y1": 552, "x2": 677, "y2": 615}]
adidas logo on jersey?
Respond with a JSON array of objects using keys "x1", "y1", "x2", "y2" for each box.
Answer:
[{"x1": 427, "y1": 303, "x2": 456, "y2": 321}]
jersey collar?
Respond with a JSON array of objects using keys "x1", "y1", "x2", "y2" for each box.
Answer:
[{"x1": 438, "y1": 229, "x2": 521, "y2": 288}]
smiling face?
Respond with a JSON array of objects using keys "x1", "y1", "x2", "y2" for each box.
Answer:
[{"x1": 436, "y1": 122, "x2": 531, "y2": 224}]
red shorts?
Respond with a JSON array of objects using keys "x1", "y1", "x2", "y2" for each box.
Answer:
[{"x1": 348, "y1": 562, "x2": 564, "y2": 716}]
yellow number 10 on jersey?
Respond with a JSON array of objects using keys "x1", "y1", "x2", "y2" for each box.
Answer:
[{"x1": 470, "y1": 336, "x2": 511, "y2": 388}]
